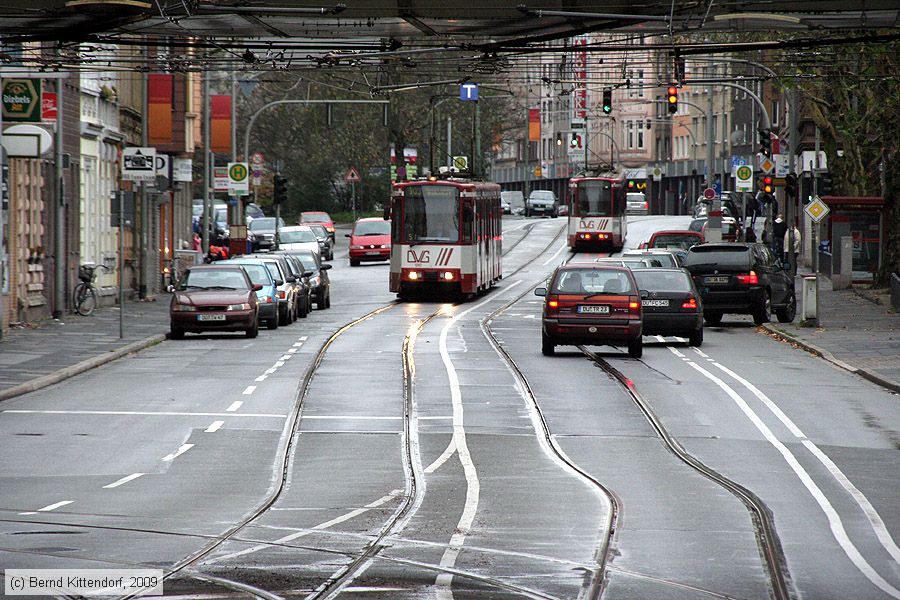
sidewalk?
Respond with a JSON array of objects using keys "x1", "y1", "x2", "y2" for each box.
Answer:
[
  {"x1": 0, "y1": 295, "x2": 171, "y2": 400},
  {"x1": 762, "y1": 269, "x2": 900, "y2": 393}
]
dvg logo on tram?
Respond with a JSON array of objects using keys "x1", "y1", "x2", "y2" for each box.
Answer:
[{"x1": 406, "y1": 249, "x2": 430, "y2": 263}]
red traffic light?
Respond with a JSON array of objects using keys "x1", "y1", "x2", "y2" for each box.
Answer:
[
  {"x1": 666, "y1": 85, "x2": 678, "y2": 114},
  {"x1": 762, "y1": 176, "x2": 774, "y2": 194}
]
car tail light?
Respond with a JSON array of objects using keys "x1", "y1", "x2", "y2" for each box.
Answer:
[
  {"x1": 681, "y1": 296, "x2": 697, "y2": 309},
  {"x1": 736, "y1": 271, "x2": 759, "y2": 285},
  {"x1": 277, "y1": 290, "x2": 286, "y2": 299},
  {"x1": 628, "y1": 297, "x2": 641, "y2": 314},
  {"x1": 642, "y1": 202, "x2": 648, "y2": 209},
  {"x1": 546, "y1": 296, "x2": 560, "y2": 316}
]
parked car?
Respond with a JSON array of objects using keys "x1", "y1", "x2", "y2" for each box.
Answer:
[
  {"x1": 274, "y1": 252, "x2": 313, "y2": 319},
  {"x1": 308, "y1": 223, "x2": 334, "y2": 260},
  {"x1": 278, "y1": 225, "x2": 321, "y2": 257},
  {"x1": 500, "y1": 195, "x2": 511, "y2": 214},
  {"x1": 169, "y1": 264, "x2": 261, "y2": 339},
  {"x1": 683, "y1": 242, "x2": 796, "y2": 326},
  {"x1": 626, "y1": 192, "x2": 648, "y2": 215},
  {"x1": 534, "y1": 264, "x2": 643, "y2": 358},
  {"x1": 630, "y1": 268, "x2": 704, "y2": 346},
  {"x1": 347, "y1": 217, "x2": 391, "y2": 266},
  {"x1": 557, "y1": 202, "x2": 569, "y2": 216},
  {"x1": 248, "y1": 217, "x2": 284, "y2": 252},
  {"x1": 299, "y1": 211, "x2": 335, "y2": 242},
  {"x1": 246, "y1": 254, "x2": 299, "y2": 325},
  {"x1": 525, "y1": 189, "x2": 559, "y2": 218},
  {"x1": 219, "y1": 258, "x2": 280, "y2": 329},
  {"x1": 647, "y1": 230, "x2": 705, "y2": 251},
  {"x1": 287, "y1": 248, "x2": 332, "y2": 310},
  {"x1": 621, "y1": 249, "x2": 684, "y2": 268}
]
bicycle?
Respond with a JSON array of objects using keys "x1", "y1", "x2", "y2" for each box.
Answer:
[{"x1": 73, "y1": 263, "x2": 111, "y2": 316}]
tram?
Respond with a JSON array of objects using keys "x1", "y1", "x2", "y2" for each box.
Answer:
[
  {"x1": 387, "y1": 173, "x2": 502, "y2": 299},
  {"x1": 567, "y1": 172, "x2": 628, "y2": 251}
]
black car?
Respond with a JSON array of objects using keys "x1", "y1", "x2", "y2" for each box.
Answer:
[
  {"x1": 262, "y1": 252, "x2": 312, "y2": 319},
  {"x1": 308, "y1": 224, "x2": 334, "y2": 261},
  {"x1": 631, "y1": 268, "x2": 704, "y2": 346},
  {"x1": 249, "y1": 217, "x2": 285, "y2": 252},
  {"x1": 283, "y1": 248, "x2": 332, "y2": 310},
  {"x1": 683, "y1": 242, "x2": 796, "y2": 326}
]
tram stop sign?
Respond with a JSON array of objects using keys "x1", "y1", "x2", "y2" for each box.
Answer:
[
  {"x1": 735, "y1": 164, "x2": 754, "y2": 191},
  {"x1": 227, "y1": 162, "x2": 249, "y2": 195}
]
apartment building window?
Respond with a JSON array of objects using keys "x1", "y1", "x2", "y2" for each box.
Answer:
[
  {"x1": 637, "y1": 127, "x2": 644, "y2": 149},
  {"x1": 722, "y1": 113, "x2": 729, "y2": 144},
  {"x1": 772, "y1": 99, "x2": 780, "y2": 126},
  {"x1": 712, "y1": 115, "x2": 718, "y2": 143},
  {"x1": 626, "y1": 120, "x2": 634, "y2": 148}
]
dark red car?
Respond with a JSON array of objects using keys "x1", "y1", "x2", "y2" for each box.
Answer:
[
  {"x1": 169, "y1": 265, "x2": 261, "y2": 339},
  {"x1": 647, "y1": 229, "x2": 705, "y2": 250},
  {"x1": 535, "y1": 265, "x2": 644, "y2": 358},
  {"x1": 299, "y1": 211, "x2": 335, "y2": 242}
]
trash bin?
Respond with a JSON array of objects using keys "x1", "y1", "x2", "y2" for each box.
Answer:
[{"x1": 801, "y1": 275, "x2": 817, "y2": 320}]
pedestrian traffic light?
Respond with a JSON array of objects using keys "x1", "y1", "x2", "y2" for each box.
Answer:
[
  {"x1": 784, "y1": 173, "x2": 798, "y2": 200},
  {"x1": 602, "y1": 89, "x2": 612, "y2": 114},
  {"x1": 758, "y1": 128, "x2": 772, "y2": 157},
  {"x1": 762, "y1": 175, "x2": 774, "y2": 195},
  {"x1": 274, "y1": 175, "x2": 288, "y2": 205},
  {"x1": 666, "y1": 85, "x2": 678, "y2": 114}
]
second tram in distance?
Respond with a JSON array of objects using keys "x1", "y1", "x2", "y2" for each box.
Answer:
[
  {"x1": 388, "y1": 174, "x2": 502, "y2": 300},
  {"x1": 567, "y1": 172, "x2": 628, "y2": 252}
]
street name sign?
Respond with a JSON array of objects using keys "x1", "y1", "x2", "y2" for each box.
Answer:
[{"x1": 122, "y1": 147, "x2": 156, "y2": 181}]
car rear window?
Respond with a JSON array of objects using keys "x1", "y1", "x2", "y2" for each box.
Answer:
[
  {"x1": 280, "y1": 229, "x2": 316, "y2": 243},
  {"x1": 650, "y1": 234, "x2": 701, "y2": 250},
  {"x1": 228, "y1": 263, "x2": 270, "y2": 286},
  {"x1": 181, "y1": 268, "x2": 249, "y2": 290},
  {"x1": 552, "y1": 269, "x2": 635, "y2": 295},
  {"x1": 624, "y1": 253, "x2": 676, "y2": 267},
  {"x1": 684, "y1": 246, "x2": 752, "y2": 268},
  {"x1": 633, "y1": 270, "x2": 693, "y2": 293}
]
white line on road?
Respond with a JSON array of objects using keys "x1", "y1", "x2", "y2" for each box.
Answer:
[
  {"x1": 242, "y1": 386, "x2": 256, "y2": 395},
  {"x1": 205, "y1": 420, "x2": 224, "y2": 433},
  {"x1": 162, "y1": 444, "x2": 194, "y2": 462},
  {"x1": 280, "y1": 354, "x2": 292, "y2": 360},
  {"x1": 299, "y1": 336, "x2": 308, "y2": 341},
  {"x1": 38, "y1": 500, "x2": 73, "y2": 512},
  {"x1": 274, "y1": 361, "x2": 285, "y2": 368},
  {"x1": 103, "y1": 473, "x2": 145, "y2": 489},
  {"x1": 541, "y1": 239, "x2": 569, "y2": 266},
  {"x1": 226, "y1": 401, "x2": 243, "y2": 412},
  {"x1": 2, "y1": 410, "x2": 286, "y2": 418},
  {"x1": 424, "y1": 439, "x2": 456, "y2": 474},
  {"x1": 287, "y1": 348, "x2": 298, "y2": 354},
  {"x1": 265, "y1": 368, "x2": 277, "y2": 374},
  {"x1": 255, "y1": 375, "x2": 268, "y2": 382}
]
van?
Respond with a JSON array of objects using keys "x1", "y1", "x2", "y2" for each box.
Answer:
[
  {"x1": 500, "y1": 190, "x2": 524, "y2": 215},
  {"x1": 525, "y1": 190, "x2": 559, "y2": 218}
]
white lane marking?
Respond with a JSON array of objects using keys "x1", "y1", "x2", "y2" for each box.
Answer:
[
  {"x1": 424, "y1": 439, "x2": 457, "y2": 474},
  {"x1": 206, "y1": 492, "x2": 399, "y2": 564},
  {"x1": 299, "y1": 336, "x2": 308, "y2": 341},
  {"x1": 287, "y1": 348, "x2": 298, "y2": 354},
  {"x1": 713, "y1": 362, "x2": 900, "y2": 564},
  {"x1": 37, "y1": 500, "x2": 74, "y2": 512},
  {"x1": 242, "y1": 386, "x2": 256, "y2": 395},
  {"x1": 205, "y1": 420, "x2": 224, "y2": 433},
  {"x1": 685, "y1": 360, "x2": 900, "y2": 598},
  {"x1": 274, "y1": 361, "x2": 286, "y2": 368},
  {"x1": 226, "y1": 401, "x2": 243, "y2": 412},
  {"x1": 18, "y1": 512, "x2": 37, "y2": 516},
  {"x1": 2, "y1": 410, "x2": 285, "y2": 418},
  {"x1": 280, "y1": 354, "x2": 292, "y2": 360},
  {"x1": 162, "y1": 444, "x2": 194, "y2": 462},
  {"x1": 431, "y1": 283, "x2": 522, "y2": 596},
  {"x1": 541, "y1": 240, "x2": 569, "y2": 266},
  {"x1": 693, "y1": 348, "x2": 710, "y2": 358},
  {"x1": 293, "y1": 342, "x2": 304, "y2": 348},
  {"x1": 301, "y1": 415, "x2": 402, "y2": 420},
  {"x1": 255, "y1": 375, "x2": 268, "y2": 382},
  {"x1": 103, "y1": 473, "x2": 145, "y2": 489},
  {"x1": 265, "y1": 368, "x2": 278, "y2": 375}
]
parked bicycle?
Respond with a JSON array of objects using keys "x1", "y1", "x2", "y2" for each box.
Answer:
[{"x1": 73, "y1": 263, "x2": 111, "y2": 316}]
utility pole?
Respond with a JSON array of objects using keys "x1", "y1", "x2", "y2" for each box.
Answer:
[
  {"x1": 201, "y1": 71, "x2": 211, "y2": 255},
  {"x1": 54, "y1": 76, "x2": 65, "y2": 318},
  {"x1": 139, "y1": 49, "x2": 149, "y2": 298},
  {"x1": 787, "y1": 88, "x2": 799, "y2": 276},
  {"x1": 523, "y1": 77, "x2": 530, "y2": 199}
]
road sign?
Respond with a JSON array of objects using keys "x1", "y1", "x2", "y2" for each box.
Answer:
[
  {"x1": 735, "y1": 164, "x2": 753, "y2": 191},
  {"x1": 121, "y1": 147, "x2": 156, "y2": 181},
  {"x1": 774, "y1": 154, "x2": 790, "y2": 177},
  {"x1": 651, "y1": 166, "x2": 663, "y2": 181},
  {"x1": 345, "y1": 167, "x2": 361, "y2": 182},
  {"x1": 227, "y1": 162, "x2": 249, "y2": 194},
  {"x1": 452, "y1": 156, "x2": 468, "y2": 170},
  {"x1": 758, "y1": 156, "x2": 775, "y2": 174},
  {"x1": 155, "y1": 153, "x2": 170, "y2": 177},
  {"x1": 460, "y1": 83, "x2": 478, "y2": 101},
  {"x1": 702, "y1": 187, "x2": 717, "y2": 200},
  {"x1": 805, "y1": 196, "x2": 830, "y2": 222},
  {"x1": 213, "y1": 166, "x2": 229, "y2": 192},
  {"x1": 173, "y1": 158, "x2": 192, "y2": 182},
  {"x1": 250, "y1": 152, "x2": 264, "y2": 167}
]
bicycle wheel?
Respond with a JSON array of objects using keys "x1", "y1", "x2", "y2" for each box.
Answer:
[{"x1": 74, "y1": 283, "x2": 97, "y2": 316}]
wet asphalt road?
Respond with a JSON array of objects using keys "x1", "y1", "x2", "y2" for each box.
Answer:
[{"x1": 1, "y1": 215, "x2": 898, "y2": 600}]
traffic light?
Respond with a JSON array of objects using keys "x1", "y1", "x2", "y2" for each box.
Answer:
[
  {"x1": 819, "y1": 172, "x2": 833, "y2": 195},
  {"x1": 762, "y1": 175, "x2": 774, "y2": 195},
  {"x1": 569, "y1": 132, "x2": 582, "y2": 149},
  {"x1": 273, "y1": 175, "x2": 288, "y2": 205},
  {"x1": 758, "y1": 128, "x2": 772, "y2": 157},
  {"x1": 666, "y1": 85, "x2": 678, "y2": 114},
  {"x1": 556, "y1": 132, "x2": 562, "y2": 146},
  {"x1": 784, "y1": 173, "x2": 798, "y2": 200},
  {"x1": 602, "y1": 89, "x2": 612, "y2": 114},
  {"x1": 627, "y1": 179, "x2": 636, "y2": 190}
]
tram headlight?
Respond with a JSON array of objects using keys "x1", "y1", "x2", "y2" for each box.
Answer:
[
  {"x1": 408, "y1": 271, "x2": 420, "y2": 280},
  {"x1": 440, "y1": 271, "x2": 455, "y2": 281}
]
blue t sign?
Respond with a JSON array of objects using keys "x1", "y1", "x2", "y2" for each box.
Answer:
[{"x1": 460, "y1": 83, "x2": 479, "y2": 101}]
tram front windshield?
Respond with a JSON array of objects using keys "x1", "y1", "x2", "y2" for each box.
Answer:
[
  {"x1": 576, "y1": 180, "x2": 620, "y2": 217},
  {"x1": 403, "y1": 185, "x2": 460, "y2": 243}
]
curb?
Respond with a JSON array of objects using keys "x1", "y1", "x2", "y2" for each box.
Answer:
[
  {"x1": 0, "y1": 334, "x2": 167, "y2": 402},
  {"x1": 762, "y1": 324, "x2": 900, "y2": 394}
]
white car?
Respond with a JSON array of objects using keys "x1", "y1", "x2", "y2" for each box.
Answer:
[
  {"x1": 626, "y1": 192, "x2": 648, "y2": 215},
  {"x1": 278, "y1": 225, "x2": 321, "y2": 256}
]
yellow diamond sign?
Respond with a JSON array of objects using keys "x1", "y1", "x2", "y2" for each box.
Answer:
[{"x1": 804, "y1": 196, "x2": 830, "y2": 223}]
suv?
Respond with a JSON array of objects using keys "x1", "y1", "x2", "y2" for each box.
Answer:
[
  {"x1": 684, "y1": 242, "x2": 796, "y2": 326},
  {"x1": 525, "y1": 190, "x2": 559, "y2": 218}
]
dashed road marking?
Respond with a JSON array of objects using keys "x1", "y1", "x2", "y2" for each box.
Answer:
[
  {"x1": 226, "y1": 401, "x2": 243, "y2": 412},
  {"x1": 205, "y1": 420, "x2": 224, "y2": 433},
  {"x1": 242, "y1": 386, "x2": 256, "y2": 395},
  {"x1": 103, "y1": 473, "x2": 145, "y2": 489},
  {"x1": 162, "y1": 444, "x2": 194, "y2": 462}
]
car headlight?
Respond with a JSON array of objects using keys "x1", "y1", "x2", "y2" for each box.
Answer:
[
  {"x1": 379, "y1": 244, "x2": 390, "y2": 249},
  {"x1": 227, "y1": 303, "x2": 251, "y2": 311},
  {"x1": 172, "y1": 304, "x2": 196, "y2": 312},
  {"x1": 350, "y1": 245, "x2": 363, "y2": 250}
]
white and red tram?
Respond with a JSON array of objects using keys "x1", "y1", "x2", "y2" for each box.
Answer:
[
  {"x1": 388, "y1": 177, "x2": 502, "y2": 299},
  {"x1": 567, "y1": 173, "x2": 628, "y2": 251}
]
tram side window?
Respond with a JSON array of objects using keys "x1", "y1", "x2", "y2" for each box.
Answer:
[
  {"x1": 390, "y1": 198, "x2": 402, "y2": 242},
  {"x1": 462, "y1": 199, "x2": 474, "y2": 243},
  {"x1": 403, "y1": 185, "x2": 460, "y2": 243},
  {"x1": 577, "y1": 181, "x2": 613, "y2": 217}
]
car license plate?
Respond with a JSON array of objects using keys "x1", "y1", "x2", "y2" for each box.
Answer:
[
  {"x1": 197, "y1": 314, "x2": 226, "y2": 321},
  {"x1": 705, "y1": 276, "x2": 729, "y2": 284},
  {"x1": 578, "y1": 305, "x2": 610, "y2": 314},
  {"x1": 642, "y1": 299, "x2": 669, "y2": 307},
  {"x1": 366, "y1": 251, "x2": 382, "y2": 256}
]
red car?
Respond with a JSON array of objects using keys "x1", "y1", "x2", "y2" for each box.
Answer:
[
  {"x1": 299, "y1": 211, "x2": 335, "y2": 242},
  {"x1": 535, "y1": 265, "x2": 644, "y2": 358},
  {"x1": 647, "y1": 229, "x2": 705, "y2": 251},
  {"x1": 347, "y1": 217, "x2": 391, "y2": 266},
  {"x1": 169, "y1": 265, "x2": 262, "y2": 339}
]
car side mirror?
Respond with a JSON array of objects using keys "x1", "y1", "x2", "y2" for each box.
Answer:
[
  {"x1": 302, "y1": 271, "x2": 313, "y2": 278},
  {"x1": 345, "y1": 233, "x2": 351, "y2": 238},
  {"x1": 321, "y1": 264, "x2": 332, "y2": 270},
  {"x1": 252, "y1": 283, "x2": 263, "y2": 292},
  {"x1": 166, "y1": 284, "x2": 176, "y2": 293},
  {"x1": 640, "y1": 289, "x2": 649, "y2": 299},
  {"x1": 274, "y1": 279, "x2": 284, "y2": 286},
  {"x1": 534, "y1": 287, "x2": 547, "y2": 297}
]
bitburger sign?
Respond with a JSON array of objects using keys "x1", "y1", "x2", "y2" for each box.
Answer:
[{"x1": 2, "y1": 79, "x2": 42, "y2": 122}]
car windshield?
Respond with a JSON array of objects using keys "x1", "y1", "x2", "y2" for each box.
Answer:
[
  {"x1": 651, "y1": 235, "x2": 701, "y2": 250},
  {"x1": 249, "y1": 218, "x2": 283, "y2": 231},
  {"x1": 223, "y1": 263, "x2": 270, "y2": 286},
  {"x1": 633, "y1": 270, "x2": 693, "y2": 293},
  {"x1": 552, "y1": 269, "x2": 634, "y2": 295},
  {"x1": 295, "y1": 254, "x2": 318, "y2": 270},
  {"x1": 180, "y1": 269, "x2": 249, "y2": 290},
  {"x1": 280, "y1": 229, "x2": 317, "y2": 243},
  {"x1": 259, "y1": 262, "x2": 282, "y2": 282},
  {"x1": 684, "y1": 246, "x2": 752, "y2": 268},
  {"x1": 354, "y1": 220, "x2": 391, "y2": 236},
  {"x1": 301, "y1": 213, "x2": 330, "y2": 224},
  {"x1": 402, "y1": 184, "x2": 460, "y2": 243}
]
